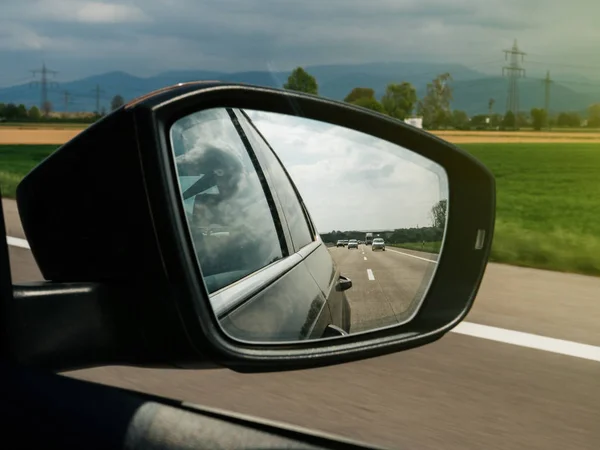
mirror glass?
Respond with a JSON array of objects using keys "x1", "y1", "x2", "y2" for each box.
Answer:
[{"x1": 169, "y1": 107, "x2": 448, "y2": 343}]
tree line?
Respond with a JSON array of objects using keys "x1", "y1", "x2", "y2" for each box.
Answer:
[
  {"x1": 0, "y1": 94, "x2": 126, "y2": 123},
  {"x1": 283, "y1": 67, "x2": 452, "y2": 129},
  {"x1": 321, "y1": 226, "x2": 444, "y2": 245},
  {"x1": 283, "y1": 66, "x2": 600, "y2": 130},
  {"x1": 320, "y1": 199, "x2": 447, "y2": 244}
]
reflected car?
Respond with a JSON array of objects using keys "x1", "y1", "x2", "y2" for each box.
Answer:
[
  {"x1": 347, "y1": 239, "x2": 359, "y2": 249},
  {"x1": 372, "y1": 238, "x2": 386, "y2": 251},
  {"x1": 336, "y1": 240, "x2": 345, "y2": 247},
  {"x1": 174, "y1": 107, "x2": 353, "y2": 342}
]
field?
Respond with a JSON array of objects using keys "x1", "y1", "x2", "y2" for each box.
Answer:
[
  {"x1": 462, "y1": 142, "x2": 600, "y2": 276},
  {"x1": 0, "y1": 125, "x2": 83, "y2": 145},
  {"x1": 1, "y1": 126, "x2": 600, "y2": 276},
  {"x1": 3, "y1": 123, "x2": 600, "y2": 145},
  {"x1": 0, "y1": 145, "x2": 58, "y2": 197}
]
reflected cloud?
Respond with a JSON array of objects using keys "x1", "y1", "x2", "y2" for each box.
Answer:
[{"x1": 245, "y1": 110, "x2": 448, "y2": 232}]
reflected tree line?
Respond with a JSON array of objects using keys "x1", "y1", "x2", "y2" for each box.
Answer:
[{"x1": 321, "y1": 199, "x2": 447, "y2": 245}]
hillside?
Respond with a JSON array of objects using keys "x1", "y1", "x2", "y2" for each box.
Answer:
[{"x1": 1, "y1": 61, "x2": 598, "y2": 116}]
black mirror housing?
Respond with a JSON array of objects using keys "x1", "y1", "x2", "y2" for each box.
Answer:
[{"x1": 12, "y1": 82, "x2": 495, "y2": 373}]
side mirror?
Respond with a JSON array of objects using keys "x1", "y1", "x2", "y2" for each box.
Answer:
[
  {"x1": 10, "y1": 82, "x2": 495, "y2": 373},
  {"x1": 338, "y1": 276, "x2": 352, "y2": 292}
]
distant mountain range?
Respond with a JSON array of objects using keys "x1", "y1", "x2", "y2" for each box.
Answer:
[{"x1": 1, "y1": 61, "x2": 597, "y2": 116}]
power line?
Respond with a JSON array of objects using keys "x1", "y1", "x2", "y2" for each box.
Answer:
[
  {"x1": 91, "y1": 84, "x2": 105, "y2": 114},
  {"x1": 542, "y1": 71, "x2": 553, "y2": 129},
  {"x1": 63, "y1": 90, "x2": 72, "y2": 112},
  {"x1": 502, "y1": 39, "x2": 526, "y2": 128},
  {"x1": 30, "y1": 62, "x2": 58, "y2": 116}
]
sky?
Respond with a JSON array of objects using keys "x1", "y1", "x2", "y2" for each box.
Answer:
[
  {"x1": 245, "y1": 110, "x2": 448, "y2": 232},
  {"x1": 0, "y1": 0, "x2": 598, "y2": 86}
]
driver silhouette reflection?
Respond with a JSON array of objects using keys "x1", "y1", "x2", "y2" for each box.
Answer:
[{"x1": 175, "y1": 143, "x2": 283, "y2": 293}]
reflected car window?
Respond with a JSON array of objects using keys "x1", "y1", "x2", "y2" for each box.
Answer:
[
  {"x1": 170, "y1": 108, "x2": 285, "y2": 294},
  {"x1": 234, "y1": 109, "x2": 314, "y2": 251}
]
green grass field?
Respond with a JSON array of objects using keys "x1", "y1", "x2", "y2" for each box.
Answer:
[
  {"x1": 0, "y1": 145, "x2": 58, "y2": 198},
  {"x1": 392, "y1": 242, "x2": 442, "y2": 254},
  {"x1": 2, "y1": 142, "x2": 600, "y2": 277},
  {"x1": 461, "y1": 143, "x2": 600, "y2": 276}
]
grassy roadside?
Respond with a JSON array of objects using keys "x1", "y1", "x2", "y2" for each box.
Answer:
[
  {"x1": 461, "y1": 143, "x2": 600, "y2": 276},
  {"x1": 391, "y1": 242, "x2": 441, "y2": 254},
  {"x1": 0, "y1": 145, "x2": 58, "y2": 197}
]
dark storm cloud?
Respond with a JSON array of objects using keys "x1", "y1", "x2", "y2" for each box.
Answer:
[{"x1": 0, "y1": 0, "x2": 598, "y2": 85}]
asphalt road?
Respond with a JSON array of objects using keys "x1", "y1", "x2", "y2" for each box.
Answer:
[
  {"x1": 3, "y1": 198, "x2": 600, "y2": 449},
  {"x1": 328, "y1": 245, "x2": 438, "y2": 333}
]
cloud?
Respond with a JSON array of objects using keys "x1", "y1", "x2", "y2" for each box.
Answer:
[
  {"x1": 8, "y1": 1, "x2": 151, "y2": 24},
  {"x1": 0, "y1": 0, "x2": 597, "y2": 85},
  {"x1": 245, "y1": 110, "x2": 448, "y2": 232}
]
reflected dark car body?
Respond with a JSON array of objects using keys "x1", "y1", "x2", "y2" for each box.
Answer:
[
  {"x1": 347, "y1": 239, "x2": 359, "y2": 249},
  {"x1": 179, "y1": 108, "x2": 352, "y2": 342}
]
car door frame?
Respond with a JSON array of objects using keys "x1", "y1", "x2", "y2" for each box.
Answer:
[
  {"x1": 231, "y1": 108, "x2": 349, "y2": 333},
  {"x1": 203, "y1": 108, "x2": 333, "y2": 341}
]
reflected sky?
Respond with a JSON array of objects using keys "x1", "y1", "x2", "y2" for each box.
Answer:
[{"x1": 245, "y1": 109, "x2": 448, "y2": 232}]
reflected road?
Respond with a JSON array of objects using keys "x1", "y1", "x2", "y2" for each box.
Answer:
[{"x1": 327, "y1": 245, "x2": 437, "y2": 332}]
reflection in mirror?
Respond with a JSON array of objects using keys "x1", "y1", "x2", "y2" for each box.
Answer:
[{"x1": 169, "y1": 107, "x2": 448, "y2": 343}]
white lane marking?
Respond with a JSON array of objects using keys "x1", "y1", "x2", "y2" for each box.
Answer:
[
  {"x1": 363, "y1": 256, "x2": 367, "y2": 261},
  {"x1": 387, "y1": 248, "x2": 437, "y2": 263},
  {"x1": 453, "y1": 322, "x2": 600, "y2": 363},
  {"x1": 6, "y1": 236, "x2": 30, "y2": 249},
  {"x1": 6, "y1": 235, "x2": 600, "y2": 362}
]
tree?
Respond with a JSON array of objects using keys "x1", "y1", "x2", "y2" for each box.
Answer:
[
  {"x1": 530, "y1": 108, "x2": 548, "y2": 131},
  {"x1": 502, "y1": 111, "x2": 516, "y2": 129},
  {"x1": 380, "y1": 82, "x2": 417, "y2": 120},
  {"x1": 516, "y1": 111, "x2": 529, "y2": 128},
  {"x1": 28, "y1": 106, "x2": 41, "y2": 120},
  {"x1": 470, "y1": 114, "x2": 488, "y2": 129},
  {"x1": 351, "y1": 97, "x2": 385, "y2": 114},
  {"x1": 451, "y1": 110, "x2": 469, "y2": 130},
  {"x1": 4, "y1": 103, "x2": 19, "y2": 120},
  {"x1": 417, "y1": 73, "x2": 453, "y2": 129},
  {"x1": 42, "y1": 100, "x2": 53, "y2": 117},
  {"x1": 344, "y1": 87, "x2": 375, "y2": 103},
  {"x1": 587, "y1": 103, "x2": 600, "y2": 128},
  {"x1": 111, "y1": 94, "x2": 125, "y2": 111},
  {"x1": 557, "y1": 111, "x2": 581, "y2": 127},
  {"x1": 430, "y1": 199, "x2": 448, "y2": 230},
  {"x1": 488, "y1": 98, "x2": 495, "y2": 116},
  {"x1": 16, "y1": 104, "x2": 28, "y2": 119},
  {"x1": 283, "y1": 67, "x2": 318, "y2": 95}
]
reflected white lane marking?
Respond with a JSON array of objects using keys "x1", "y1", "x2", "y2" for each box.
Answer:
[
  {"x1": 387, "y1": 248, "x2": 436, "y2": 263},
  {"x1": 8, "y1": 235, "x2": 600, "y2": 361},
  {"x1": 6, "y1": 237, "x2": 30, "y2": 249},
  {"x1": 453, "y1": 322, "x2": 600, "y2": 363}
]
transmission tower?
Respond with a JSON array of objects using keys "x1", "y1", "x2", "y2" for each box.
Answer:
[
  {"x1": 502, "y1": 39, "x2": 526, "y2": 127},
  {"x1": 63, "y1": 90, "x2": 72, "y2": 112},
  {"x1": 30, "y1": 62, "x2": 58, "y2": 116},
  {"x1": 543, "y1": 70, "x2": 553, "y2": 128},
  {"x1": 91, "y1": 84, "x2": 105, "y2": 115}
]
